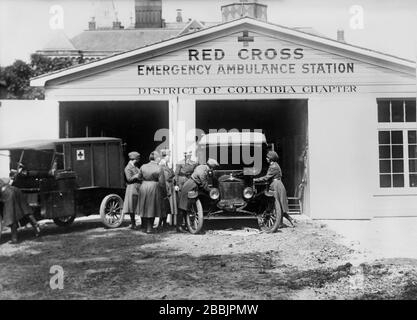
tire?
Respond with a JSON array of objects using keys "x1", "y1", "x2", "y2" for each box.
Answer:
[
  {"x1": 100, "y1": 194, "x2": 124, "y2": 228},
  {"x1": 53, "y1": 214, "x2": 76, "y2": 227},
  {"x1": 257, "y1": 199, "x2": 282, "y2": 233},
  {"x1": 186, "y1": 199, "x2": 204, "y2": 234}
]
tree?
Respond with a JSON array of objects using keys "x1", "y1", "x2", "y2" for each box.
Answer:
[{"x1": 0, "y1": 53, "x2": 81, "y2": 100}]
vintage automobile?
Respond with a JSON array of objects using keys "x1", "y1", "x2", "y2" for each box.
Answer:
[
  {"x1": 0, "y1": 137, "x2": 126, "y2": 240},
  {"x1": 185, "y1": 131, "x2": 282, "y2": 234}
]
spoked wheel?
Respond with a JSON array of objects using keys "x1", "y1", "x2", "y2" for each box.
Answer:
[
  {"x1": 100, "y1": 194, "x2": 124, "y2": 228},
  {"x1": 53, "y1": 214, "x2": 76, "y2": 227},
  {"x1": 257, "y1": 200, "x2": 282, "y2": 233},
  {"x1": 186, "y1": 199, "x2": 204, "y2": 234}
]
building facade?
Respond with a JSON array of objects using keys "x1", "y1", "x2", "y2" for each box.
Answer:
[{"x1": 26, "y1": 15, "x2": 416, "y2": 220}]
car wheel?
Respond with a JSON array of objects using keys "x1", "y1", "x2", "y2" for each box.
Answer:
[
  {"x1": 186, "y1": 199, "x2": 204, "y2": 234},
  {"x1": 257, "y1": 199, "x2": 282, "y2": 233},
  {"x1": 53, "y1": 214, "x2": 76, "y2": 227},
  {"x1": 100, "y1": 194, "x2": 124, "y2": 228}
]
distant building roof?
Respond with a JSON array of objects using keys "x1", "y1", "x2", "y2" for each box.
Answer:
[
  {"x1": 70, "y1": 28, "x2": 181, "y2": 53},
  {"x1": 42, "y1": 30, "x2": 76, "y2": 51}
]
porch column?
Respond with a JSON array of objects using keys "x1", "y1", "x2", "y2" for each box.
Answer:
[{"x1": 169, "y1": 97, "x2": 196, "y2": 166}]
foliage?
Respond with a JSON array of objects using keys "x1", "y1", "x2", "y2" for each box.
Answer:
[{"x1": 0, "y1": 53, "x2": 83, "y2": 100}]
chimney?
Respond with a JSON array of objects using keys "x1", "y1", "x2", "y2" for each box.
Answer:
[
  {"x1": 337, "y1": 29, "x2": 346, "y2": 42},
  {"x1": 176, "y1": 9, "x2": 183, "y2": 23},
  {"x1": 88, "y1": 17, "x2": 96, "y2": 30},
  {"x1": 135, "y1": 0, "x2": 163, "y2": 28},
  {"x1": 221, "y1": 0, "x2": 267, "y2": 23}
]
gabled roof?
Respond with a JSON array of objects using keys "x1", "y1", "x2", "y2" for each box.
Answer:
[{"x1": 31, "y1": 17, "x2": 416, "y2": 87}]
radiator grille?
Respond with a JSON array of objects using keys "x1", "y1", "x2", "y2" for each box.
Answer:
[{"x1": 219, "y1": 181, "x2": 244, "y2": 200}]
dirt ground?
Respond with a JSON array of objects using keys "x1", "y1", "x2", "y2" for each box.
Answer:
[{"x1": 0, "y1": 215, "x2": 416, "y2": 300}]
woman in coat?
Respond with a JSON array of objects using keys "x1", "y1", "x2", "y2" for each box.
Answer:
[
  {"x1": 159, "y1": 150, "x2": 175, "y2": 231},
  {"x1": 253, "y1": 151, "x2": 295, "y2": 227},
  {"x1": 0, "y1": 177, "x2": 41, "y2": 243},
  {"x1": 137, "y1": 151, "x2": 166, "y2": 234},
  {"x1": 177, "y1": 158, "x2": 219, "y2": 233},
  {"x1": 122, "y1": 151, "x2": 141, "y2": 230}
]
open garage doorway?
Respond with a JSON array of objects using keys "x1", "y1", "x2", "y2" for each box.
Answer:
[
  {"x1": 196, "y1": 99, "x2": 308, "y2": 195},
  {"x1": 59, "y1": 101, "x2": 169, "y2": 166}
]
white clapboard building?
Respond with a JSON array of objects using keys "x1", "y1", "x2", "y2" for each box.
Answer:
[{"x1": 2, "y1": 1, "x2": 416, "y2": 220}]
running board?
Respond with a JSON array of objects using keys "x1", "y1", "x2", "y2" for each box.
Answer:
[{"x1": 205, "y1": 215, "x2": 257, "y2": 220}]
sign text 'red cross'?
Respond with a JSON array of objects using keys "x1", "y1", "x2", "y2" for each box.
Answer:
[{"x1": 238, "y1": 30, "x2": 254, "y2": 47}]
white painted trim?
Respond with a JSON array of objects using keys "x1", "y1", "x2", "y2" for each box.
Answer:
[{"x1": 30, "y1": 17, "x2": 416, "y2": 87}]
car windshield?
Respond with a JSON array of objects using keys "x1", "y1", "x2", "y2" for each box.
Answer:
[
  {"x1": 197, "y1": 143, "x2": 269, "y2": 173},
  {"x1": 18, "y1": 149, "x2": 55, "y2": 171}
]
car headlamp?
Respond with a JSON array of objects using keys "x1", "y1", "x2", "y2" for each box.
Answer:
[
  {"x1": 209, "y1": 188, "x2": 220, "y2": 200},
  {"x1": 243, "y1": 187, "x2": 254, "y2": 199}
]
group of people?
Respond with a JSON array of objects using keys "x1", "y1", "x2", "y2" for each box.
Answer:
[
  {"x1": 0, "y1": 148, "x2": 294, "y2": 243},
  {"x1": 122, "y1": 148, "x2": 294, "y2": 234},
  {"x1": 122, "y1": 149, "x2": 220, "y2": 234}
]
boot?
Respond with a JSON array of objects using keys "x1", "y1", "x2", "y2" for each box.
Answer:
[
  {"x1": 176, "y1": 211, "x2": 187, "y2": 233},
  {"x1": 145, "y1": 218, "x2": 155, "y2": 234},
  {"x1": 129, "y1": 213, "x2": 137, "y2": 230},
  {"x1": 28, "y1": 215, "x2": 41, "y2": 237},
  {"x1": 11, "y1": 223, "x2": 18, "y2": 244},
  {"x1": 283, "y1": 212, "x2": 295, "y2": 228}
]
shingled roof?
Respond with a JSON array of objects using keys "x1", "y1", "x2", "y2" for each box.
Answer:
[{"x1": 70, "y1": 28, "x2": 181, "y2": 53}]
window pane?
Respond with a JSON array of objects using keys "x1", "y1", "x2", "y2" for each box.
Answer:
[
  {"x1": 378, "y1": 131, "x2": 390, "y2": 144},
  {"x1": 406, "y1": 100, "x2": 416, "y2": 122},
  {"x1": 378, "y1": 101, "x2": 390, "y2": 122},
  {"x1": 409, "y1": 160, "x2": 417, "y2": 172},
  {"x1": 379, "y1": 160, "x2": 391, "y2": 173},
  {"x1": 391, "y1": 131, "x2": 403, "y2": 144},
  {"x1": 391, "y1": 145, "x2": 403, "y2": 158},
  {"x1": 380, "y1": 174, "x2": 391, "y2": 188},
  {"x1": 392, "y1": 160, "x2": 404, "y2": 173},
  {"x1": 410, "y1": 174, "x2": 417, "y2": 187},
  {"x1": 393, "y1": 174, "x2": 404, "y2": 187},
  {"x1": 408, "y1": 145, "x2": 417, "y2": 158},
  {"x1": 379, "y1": 146, "x2": 390, "y2": 158},
  {"x1": 392, "y1": 101, "x2": 404, "y2": 122},
  {"x1": 408, "y1": 131, "x2": 417, "y2": 144}
]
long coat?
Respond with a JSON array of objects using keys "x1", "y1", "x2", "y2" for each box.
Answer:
[
  {"x1": 0, "y1": 181, "x2": 33, "y2": 227},
  {"x1": 178, "y1": 164, "x2": 211, "y2": 211},
  {"x1": 254, "y1": 161, "x2": 289, "y2": 213},
  {"x1": 137, "y1": 161, "x2": 166, "y2": 218},
  {"x1": 160, "y1": 163, "x2": 175, "y2": 215},
  {"x1": 122, "y1": 161, "x2": 140, "y2": 214}
]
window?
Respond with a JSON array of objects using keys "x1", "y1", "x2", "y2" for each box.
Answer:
[{"x1": 377, "y1": 99, "x2": 417, "y2": 189}]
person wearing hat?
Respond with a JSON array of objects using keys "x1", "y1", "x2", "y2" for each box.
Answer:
[
  {"x1": 0, "y1": 177, "x2": 41, "y2": 243},
  {"x1": 174, "y1": 151, "x2": 197, "y2": 191},
  {"x1": 158, "y1": 149, "x2": 175, "y2": 231},
  {"x1": 122, "y1": 151, "x2": 141, "y2": 230},
  {"x1": 253, "y1": 151, "x2": 295, "y2": 228},
  {"x1": 137, "y1": 151, "x2": 167, "y2": 234},
  {"x1": 177, "y1": 158, "x2": 219, "y2": 233}
]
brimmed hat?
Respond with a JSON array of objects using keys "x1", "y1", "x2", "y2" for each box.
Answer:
[
  {"x1": 207, "y1": 158, "x2": 219, "y2": 168},
  {"x1": 128, "y1": 151, "x2": 140, "y2": 160}
]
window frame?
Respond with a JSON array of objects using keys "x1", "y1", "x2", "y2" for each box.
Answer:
[{"x1": 376, "y1": 98, "x2": 417, "y2": 194}]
